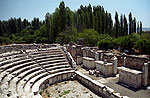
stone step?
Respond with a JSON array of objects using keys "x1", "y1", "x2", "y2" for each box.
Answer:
[
  {"x1": 28, "y1": 49, "x2": 62, "y2": 55},
  {"x1": 43, "y1": 62, "x2": 69, "y2": 69},
  {"x1": 0, "y1": 56, "x2": 27, "y2": 69},
  {"x1": 17, "y1": 69, "x2": 45, "y2": 97},
  {"x1": 40, "y1": 59, "x2": 67, "y2": 65},
  {"x1": 31, "y1": 70, "x2": 74, "y2": 96},
  {"x1": 35, "y1": 56, "x2": 65, "y2": 63},
  {"x1": 1, "y1": 58, "x2": 31, "y2": 71},
  {"x1": 31, "y1": 52, "x2": 64, "y2": 59},
  {"x1": 0, "y1": 51, "x2": 22, "y2": 58},
  {"x1": 0, "y1": 59, "x2": 33, "y2": 83}
]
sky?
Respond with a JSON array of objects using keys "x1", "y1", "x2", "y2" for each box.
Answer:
[{"x1": 0, "y1": 0, "x2": 150, "y2": 28}]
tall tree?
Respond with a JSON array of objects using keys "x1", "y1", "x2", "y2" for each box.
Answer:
[
  {"x1": 101, "y1": 7, "x2": 105, "y2": 34},
  {"x1": 115, "y1": 12, "x2": 119, "y2": 38},
  {"x1": 105, "y1": 11, "x2": 108, "y2": 34},
  {"x1": 59, "y1": 1, "x2": 66, "y2": 31},
  {"x1": 17, "y1": 18, "x2": 22, "y2": 33},
  {"x1": 45, "y1": 12, "x2": 53, "y2": 43},
  {"x1": 123, "y1": 15, "x2": 128, "y2": 35},
  {"x1": 120, "y1": 14, "x2": 123, "y2": 36},
  {"x1": 108, "y1": 13, "x2": 112, "y2": 35},
  {"x1": 133, "y1": 17, "x2": 136, "y2": 33},
  {"x1": 137, "y1": 21, "x2": 139, "y2": 34},
  {"x1": 31, "y1": 18, "x2": 40, "y2": 30},
  {"x1": 140, "y1": 21, "x2": 142, "y2": 35},
  {"x1": 129, "y1": 12, "x2": 132, "y2": 35}
]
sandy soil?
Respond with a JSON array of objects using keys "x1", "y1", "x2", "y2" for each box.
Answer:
[{"x1": 42, "y1": 80, "x2": 101, "y2": 98}]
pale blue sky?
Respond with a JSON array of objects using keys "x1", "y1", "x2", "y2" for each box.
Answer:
[{"x1": 0, "y1": 0, "x2": 150, "y2": 27}]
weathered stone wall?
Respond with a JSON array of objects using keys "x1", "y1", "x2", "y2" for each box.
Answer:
[
  {"x1": 83, "y1": 57, "x2": 95, "y2": 69},
  {"x1": 82, "y1": 47, "x2": 98, "y2": 59},
  {"x1": 148, "y1": 63, "x2": 150, "y2": 84},
  {"x1": 66, "y1": 44, "x2": 83, "y2": 62},
  {"x1": 125, "y1": 55, "x2": 149, "y2": 71},
  {"x1": 75, "y1": 71, "x2": 128, "y2": 98},
  {"x1": 117, "y1": 56, "x2": 124, "y2": 67},
  {"x1": 39, "y1": 71, "x2": 74, "y2": 92},
  {"x1": 0, "y1": 44, "x2": 56, "y2": 54},
  {"x1": 118, "y1": 67, "x2": 143, "y2": 88}
]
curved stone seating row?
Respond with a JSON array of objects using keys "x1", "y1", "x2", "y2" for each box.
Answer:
[
  {"x1": 0, "y1": 54, "x2": 27, "y2": 68},
  {"x1": 0, "y1": 57, "x2": 30, "y2": 82},
  {"x1": 0, "y1": 56, "x2": 31, "y2": 98},
  {"x1": 31, "y1": 51, "x2": 64, "y2": 59},
  {"x1": 32, "y1": 70, "x2": 75, "y2": 98},
  {"x1": 28, "y1": 49, "x2": 62, "y2": 55},
  {"x1": 33, "y1": 54, "x2": 65, "y2": 62},
  {"x1": 18, "y1": 67, "x2": 72, "y2": 98},
  {"x1": 0, "y1": 51, "x2": 22, "y2": 58},
  {"x1": 0, "y1": 46, "x2": 73, "y2": 98},
  {"x1": 36, "y1": 56, "x2": 65, "y2": 63},
  {"x1": 0, "y1": 59, "x2": 37, "y2": 97},
  {"x1": 27, "y1": 47, "x2": 62, "y2": 55},
  {"x1": 0, "y1": 58, "x2": 32, "y2": 82}
]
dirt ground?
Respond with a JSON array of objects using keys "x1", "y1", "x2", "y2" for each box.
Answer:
[{"x1": 42, "y1": 80, "x2": 101, "y2": 98}]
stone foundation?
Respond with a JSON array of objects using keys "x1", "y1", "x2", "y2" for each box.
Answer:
[
  {"x1": 75, "y1": 71, "x2": 128, "y2": 98},
  {"x1": 83, "y1": 57, "x2": 95, "y2": 69},
  {"x1": 95, "y1": 61, "x2": 114, "y2": 76},
  {"x1": 118, "y1": 67, "x2": 143, "y2": 88},
  {"x1": 77, "y1": 56, "x2": 83, "y2": 65}
]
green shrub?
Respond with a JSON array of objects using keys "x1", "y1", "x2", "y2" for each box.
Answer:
[
  {"x1": 78, "y1": 29, "x2": 99, "y2": 46},
  {"x1": 134, "y1": 39, "x2": 150, "y2": 54},
  {"x1": 98, "y1": 37, "x2": 116, "y2": 50}
]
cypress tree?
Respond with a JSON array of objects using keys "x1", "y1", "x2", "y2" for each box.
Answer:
[
  {"x1": 140, "y1": 21, "x2": 142, "y2": 35},
  {"x1": 123, "y1": 15, "x2": 128, "y2": 35},
  {"x1": 129, "y1": 12, "x2": 132, "y2": 35},
  {"x1": 120, "y1": 14, "x2": 123, "y2": 36},
  {"x1": 133, "y1": 17, "x2": 136, "y2": 33},
  {"x1": 137, "y1": 21, "x2": 139, "y2": 34},
  {"x1": 115, "y1": 12, "x2": 119, "y2": 38}
]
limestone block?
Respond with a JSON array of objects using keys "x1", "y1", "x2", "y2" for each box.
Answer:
[
  {"x1": 95, "y1": 61, "x2": 113, "y2": 76},
  {"x1": 118, "y1": 67, "x2": 143, "y2": 88},
  {"x1": 83, "y1": 57, "x2": 95, "y2": 69},
  {"x1": 77, "y1": 56, "x2": 83, "y2": 65},
  {"x1": 95, "y1": 52, "x2": 99, "y2": 61},
  {"x1": 142, "y1": 63, "x2": 149, "y2": 86}
]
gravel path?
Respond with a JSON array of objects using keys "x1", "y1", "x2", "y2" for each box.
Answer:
[{"x1": 42, "y1": 80, "x2": 101, "y2": 98}]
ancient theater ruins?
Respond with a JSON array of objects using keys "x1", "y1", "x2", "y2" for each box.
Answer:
[{"x1": 0, "y1": 43, "x2": 150, "y2": 98}]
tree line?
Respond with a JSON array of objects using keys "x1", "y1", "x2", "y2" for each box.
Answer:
[{"x1": 0, "y1": 1, "x2": 149, "y2": 54}]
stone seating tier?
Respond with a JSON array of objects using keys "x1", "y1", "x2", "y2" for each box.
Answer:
[
  {"x1": 32, "y1": 53, "x2": 65, "y2": 59},
  {"x1": 32, "y1": 70, "x2": 74, "y2": 96},
  {"x1": 0, "y1": 46, "x2": 73, "y2": 98},
  {"x1": 35, "y1": 56, "x2": 65, "y2": 63},
  {"x1": 0, "y1": 55, "x2": 27, "y2": 68},
  {"x1": 28, "y1": 50, "x2": 62, "y2": 57}
]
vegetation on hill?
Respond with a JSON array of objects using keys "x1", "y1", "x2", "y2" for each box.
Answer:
[{"x1": 0, "y1": 1, "x2": 150, "y2": 54}]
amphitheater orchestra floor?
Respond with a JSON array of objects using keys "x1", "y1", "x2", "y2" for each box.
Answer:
[
  {"x1": 42, "y1": 80, "x2": 101, "y2": 98},
  {"x1": 77, "y1": 65, "x2": 150, "y2": 98}
]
